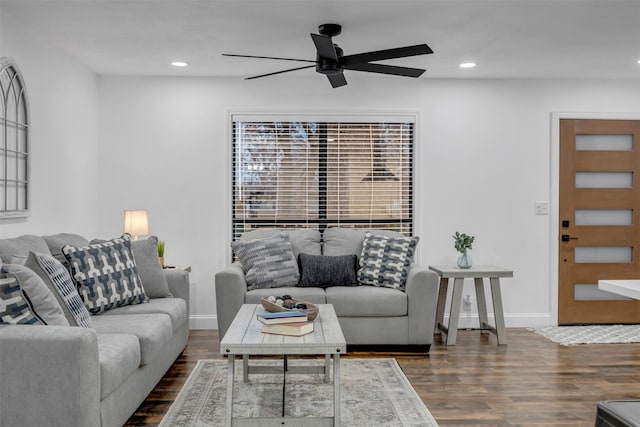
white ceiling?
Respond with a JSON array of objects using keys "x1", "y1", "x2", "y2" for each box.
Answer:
[{"x1": 2, "y1": 0, "x2": 640, "y2": 80}]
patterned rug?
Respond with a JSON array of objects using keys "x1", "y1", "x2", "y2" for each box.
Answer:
[
  {"x1": 159, "y1": 358, "x2": 438, "y2": 427},
  {"x1": 532, "y1": 325, "x2": 640, "y2": 345}
]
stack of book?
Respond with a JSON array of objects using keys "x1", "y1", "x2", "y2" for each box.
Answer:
[{"x1": 257, "y1": 310, "x2": 314, "y2": 336}]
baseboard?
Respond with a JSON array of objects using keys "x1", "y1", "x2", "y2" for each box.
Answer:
[
  {"x1": 450, "y1": 312, "x2": 553, "y2": 329},
  {"x1": 189, "y1": 315, "x2": 217, "y2": 330},
  {"x1": 188, "y1": 313, "x2": 554, "y2": 331}
]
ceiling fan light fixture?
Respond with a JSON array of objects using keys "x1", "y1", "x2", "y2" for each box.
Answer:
[
  {"x1": 459, "y1": 62, "x2": 476, "y2": 69},
  {"x1": 170, "y1": 61, "x2": 188, "y2": 67}
]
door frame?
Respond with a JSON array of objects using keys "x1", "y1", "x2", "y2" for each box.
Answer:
[{"x1": 550, "y1": 112, "x2": 640, "y2": 325}]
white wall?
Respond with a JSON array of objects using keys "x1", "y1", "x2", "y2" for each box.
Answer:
[
  {"x1": 0, "y1": 11, "x2": 99, "y2": 238},
  {"x1": 5, "y1": 2, "x2": 640, "y2": 332},
  {"x1": 97, "y1": 75, "x2": 640, "y2": 329}
]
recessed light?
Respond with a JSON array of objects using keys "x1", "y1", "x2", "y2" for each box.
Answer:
[
  {"x1": 459, "y1": 62, "x2": 476, "y2": 69},
  {"x1": 637, "y1": 59, "x2": 640, "y2": 64},
  {"x1": 170, "y1": 61, "x2": 188, "y2": 67}
]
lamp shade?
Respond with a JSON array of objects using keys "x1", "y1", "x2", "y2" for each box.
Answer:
[{"x1": 123, "y1": 210, "x2": 149, "y2": 237}]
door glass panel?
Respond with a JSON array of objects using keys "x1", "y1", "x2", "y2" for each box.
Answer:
[
  {"x1": 576, "y1": 134, "x2": 633, "y2": 151},
  {"x1": 575, "y1": 172, "x2": 633, "y2": 188},
  {"x1": 574, "y1": 284, "x2": 630, "y2": 301},
  {"x1": 575, "y1": 246, "x2": 632, "y2": 263},
  {"x1": 575, "y1": 209, "x2": 633, "y2": 226}
]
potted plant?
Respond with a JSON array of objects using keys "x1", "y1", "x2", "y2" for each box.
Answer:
[
  {"x1": 157, "y1": 240, "x2": 165, "y2": 267},
  {"x1": 453, "y1": 232, "x2": 475, "y2": 269}
]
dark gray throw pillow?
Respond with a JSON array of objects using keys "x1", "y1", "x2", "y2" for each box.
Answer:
[{"x1": 298, "y1": 253, "x2": 358, "y2": 288}]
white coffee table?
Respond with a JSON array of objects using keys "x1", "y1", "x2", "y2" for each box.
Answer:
[
  {"x1": 598, "y1": 280, "x2": 640, "y2": 300},
  {"x1": 219, "y1": 303, "x2": 346, "y2": 426}
]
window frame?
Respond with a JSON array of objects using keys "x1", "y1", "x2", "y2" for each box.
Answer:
[
  {"x1": 0, "y1": 57, "x2": 30, "y2": 219},
  {"x1": 229, "y1": 112, "x2": 417, "y2": 242}
]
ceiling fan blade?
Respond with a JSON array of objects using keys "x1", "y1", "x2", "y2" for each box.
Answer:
[
  {"x1": 341, "y1": 44, "x2": 433, "y2": 65},
  {"x1": 222, "y1": 54, "x2": 317, "y2": 63},
  {"x1": 310, "y1": 33, "x2": 338, "y2": 61},
  {"x1": 245, "y1": 65, "x2": 315, "y2": 80},
  {"x1": 343, "y1": 62, "x2": 425, "y2": 78},
  {"x1": 327, "y1": 73, "x2": 347, "y2": 88}
]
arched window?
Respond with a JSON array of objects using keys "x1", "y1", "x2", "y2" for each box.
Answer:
[{"x1": 0, "y1": 57, "x2": 30, "y2": 218}]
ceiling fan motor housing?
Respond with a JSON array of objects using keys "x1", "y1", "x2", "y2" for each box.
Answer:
[{"x1": 316, "y1": 45, "x2": 344, "y2": 75}]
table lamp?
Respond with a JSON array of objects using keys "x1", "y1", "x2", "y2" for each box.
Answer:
[{"x1": 123, "y1": 210, "x2": 149, "y2": 240}]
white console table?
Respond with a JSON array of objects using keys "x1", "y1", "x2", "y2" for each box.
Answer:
[{"x1": 598, "y1": 280, "x2": 640, "y2": 300}]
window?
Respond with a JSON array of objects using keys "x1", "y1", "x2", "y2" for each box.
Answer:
[
  {"x1": 0, "y1": 57, "x2": 30, "y2": 218},
  {"x1": 231, "y1": 114, "x2": 415, "y2": 240}
]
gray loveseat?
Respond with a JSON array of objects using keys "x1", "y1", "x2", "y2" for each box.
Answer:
[
  {"x1": 216, "y1": 227, "x2": 438, "y2": 350},
  {"x1": 0, "y1": 233, "x2": 190, "y2": 427}
]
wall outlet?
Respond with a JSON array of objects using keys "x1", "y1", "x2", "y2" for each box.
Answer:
[
  {"x1": 535, "y1": 201, "x2": 549, "y2": 215},
  {"x1": 463, "y1": 294, "x2": 473, "y2": 308}
]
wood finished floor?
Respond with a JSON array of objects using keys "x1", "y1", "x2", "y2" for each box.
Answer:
[{"x1": 125, "y1": 328, "x2": 640, "y2": 426}]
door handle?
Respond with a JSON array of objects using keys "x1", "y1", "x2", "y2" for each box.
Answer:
[{"x1": 561, "y1": 234, "x2": 579, "y2": 242}]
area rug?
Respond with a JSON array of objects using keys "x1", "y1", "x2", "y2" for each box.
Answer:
[
  {"x1": 532, "y1": 325, "x2": 640, "y2": 345},
  {"x1": 159, "y1": 358, "x2": 438, "y2": 427}
]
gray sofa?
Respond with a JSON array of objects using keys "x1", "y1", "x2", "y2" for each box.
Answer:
[
  {"x1": 0, "y1": 233, "x2": 190, "y2": 427},
  {"x1": 216, "y1": 227, "x2": 439, "y2": 350}
]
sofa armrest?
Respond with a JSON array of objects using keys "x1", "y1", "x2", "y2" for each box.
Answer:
[
  {"x1": 215, "y1": 262, "x2": 247, "y2": 340},
  {"x1": 164, "y1": 269, "x2": 191, "y2": 315},
  {"x1": 0, "y1": 324, "x2": 101, "y2": 427},
  {"x1": 405, "y1": 264, "x2": 440, "y2": 345}
]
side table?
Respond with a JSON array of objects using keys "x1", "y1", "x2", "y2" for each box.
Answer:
[{"x1": 429, "y1": 265, "x2": 513, "y2": 346}]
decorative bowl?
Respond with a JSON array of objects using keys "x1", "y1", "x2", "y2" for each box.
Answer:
[{"x1": 260, "y1": 297, "x2": 319, "y2": 321}]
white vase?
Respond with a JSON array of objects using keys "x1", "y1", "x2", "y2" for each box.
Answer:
[{"x1": 457, "y1": 251, "x2": 472, "y2": 269}]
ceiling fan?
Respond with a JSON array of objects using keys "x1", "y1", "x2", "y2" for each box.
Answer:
[{"x1": 223, "y1": 23, "x2": 433, "y2": 88}]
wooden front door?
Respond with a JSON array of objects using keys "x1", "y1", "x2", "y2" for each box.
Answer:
[{"x1": 559, "y1": 119, "x2": 640, "y2": 324}]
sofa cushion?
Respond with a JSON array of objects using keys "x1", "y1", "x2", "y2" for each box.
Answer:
[
  {"x1": 101, "y1": 297, "x2": 186, "y2": 333},
  {"x1": 92, "y1": 313, "x2": 172, "y2": 366},
  {"x1": 326, "y1": 286, "x2": 408, "y2": 317},
  {"x1": 240, "y1": 228, "x2": 322, "y2": 257},
  {"x1": 245, "y1": 287, "x2": 327, "y2": 305},
  {"x1": 0, "y1": 235, "x2": 51, "y2": 264},
  {"x1": 322, "y1": 227, "x2": 407, "y2": 259},
  {"x1": 298, "y1": 253, "x2": 358, "y2": 288},
  {"x1": 1, "y1": 263, "x2": 69, "y2": 326},
  {"x1": 63, "y1": 235, "x2": 148, "y2": 314},
  {"x1": 357, "y1": 232, "x2": 419, "y2": 291},
  {"x1": 25, "y1": 252, "x2": 93, "y2": 327},
  {"x1": 131, "y1": 236, "x2": 172, "y2": 298},
  {"x1": 0, "y1": 274, "x2": 44, "y2": 325},
  {"x1": 42, "y1": 233, "x2": 90, "y2": 269},
  {"x1": 97, "y1": 333, "x2": 141, "y2": 399},
  {"x1": 231, "y1": 233, "x2": 300, "y2": 291}
]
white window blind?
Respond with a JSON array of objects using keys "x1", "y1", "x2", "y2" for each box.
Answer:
[{"x1": 231, "y1": 115, "x2": 414, "y2": 241}]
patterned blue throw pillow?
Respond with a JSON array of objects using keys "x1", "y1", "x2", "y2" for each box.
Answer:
[
  {"x1": 25, "y1": 252, "x2": 93, "y2": 327},
  {"x1": 231, "y1": 233, "x2": 300, "y2": 291},
  {"x1": 0, "y1": 274, "x2": 44, "y2": 325},
  {"x1": 63, "y1": 234, "x2": 148, "y2": 314},
  {"x1": 357, "y1": 232, "x2": 420, "y2": 291}
]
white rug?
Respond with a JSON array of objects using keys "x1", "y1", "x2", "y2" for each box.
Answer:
[
  {"x1": 532, "y1": 325, "x2": 640, "y2": 345},
  {"x1": 159, "y1": 358, "x2": 438, "y2": 427}
]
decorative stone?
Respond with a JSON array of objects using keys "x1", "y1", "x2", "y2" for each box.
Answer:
[
  {"x1": 295, "y1": 303, "x2": 307, "y2": 309},
  {"x1": 275, "y1": 299, "x2": 284, "y2": 307},
  {"x1": 267, "y1": 295, "x2": 277, "y2": 303},
  {"x1": 281, "y1": 294, "x2": 292, "y2": 300}
]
